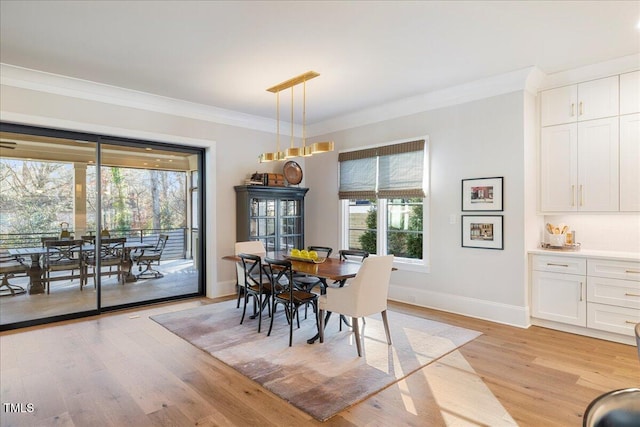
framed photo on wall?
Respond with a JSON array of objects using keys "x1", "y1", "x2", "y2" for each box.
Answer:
[
  {"x1": 461, "y1": 177, "x2": 503, "y2": 211},
  {"x1": 461, "y1": 215, "x2": 503, "y2": 250}
]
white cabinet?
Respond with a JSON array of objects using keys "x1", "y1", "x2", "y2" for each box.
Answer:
[
  {"x1": 540, "y1": 124, "x2": 577, "y2": 211},
  {"x1": 620, "y1": 113, "x2": 640, "y2": 211},
  {"x1": 539, "y1": 72, "x2": 640, "y2": 212},
  {"x1": 531, "y1": 253, "x2": 640, "y2": 342},
  {"x1": 540, "y1": 75, "x2": 619, "y2": 127},
  {"x1": 586, "y1": 258, "x2": 640, "y2": 336},
  {"x1": 540, "y1": 117, "x2": 619, "y2": 212},
  {"x1": 620, "y1": 71, "x2": 640, "y2": 115},
  {"x1": 531, "y1": 255, "x2": 586, "y2": 326},
  {"x1": 576, "y1": 117, "x2": 619, "y2": 211}
]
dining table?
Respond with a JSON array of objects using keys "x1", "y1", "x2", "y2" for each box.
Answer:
[
  {"x1": 223, "y1": 250, "x2": 364, "y2": 343},
  {"x1": 8, "y1": 240, "x2": 154, "y2": 294}
]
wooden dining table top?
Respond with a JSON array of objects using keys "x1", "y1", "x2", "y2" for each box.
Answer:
[{"x1": 223, "y1": 251, "x2": 363, "y2": 282}]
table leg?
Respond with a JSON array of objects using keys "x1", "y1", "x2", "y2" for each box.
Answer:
[
  {"x1": 27, "y1": 254, "x2": 45, "y2": 294},
  {"x1": 307, "y1": 311, "x2": 332, "y2": 344},
  {"x1": 122, "y1": 248, "x2": 137, "y2": 283}
]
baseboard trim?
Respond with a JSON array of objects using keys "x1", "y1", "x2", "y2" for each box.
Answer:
[{"x1": 388, "y1": 284, "x2": 530, "y2": 328}]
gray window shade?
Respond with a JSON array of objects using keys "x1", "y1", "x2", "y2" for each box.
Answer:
[
  {"x1": 378, "y1": 140, "x2": 426, "y2": 198},
  {"x1": 338, "y1": 149, "x2": 377, "y2": 199}
]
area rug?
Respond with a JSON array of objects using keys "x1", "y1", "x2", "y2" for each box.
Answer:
[{"x1": 151, "y1": 300, "x2": 481, "y2": 422}]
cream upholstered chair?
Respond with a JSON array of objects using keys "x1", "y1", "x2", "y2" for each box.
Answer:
[
  {"x1": 234, "y1": 241, "x2": 266, "y2": 307},
  {"x1": 318, "y1": 255, "x2": 394, "y2": 357}
]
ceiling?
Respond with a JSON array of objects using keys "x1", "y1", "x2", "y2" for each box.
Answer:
[{"x1": 1, "y1": 1, "x2": 639, "y2": 126}]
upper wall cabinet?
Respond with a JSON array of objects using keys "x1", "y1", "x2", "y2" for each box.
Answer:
[
  {"x1": 540, "y1": 72, "x2": 638, "y2": 212},
  {"x1": 620, "y1": 71, "x2": 640, "y2": 115},
  {"x1": 541, "y1": 75, "x2": 619, "y2": 127}
]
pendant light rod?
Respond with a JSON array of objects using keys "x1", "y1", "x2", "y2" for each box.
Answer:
[{"x1": 266, "y1": 71, "x2": 320, "y2": 93}]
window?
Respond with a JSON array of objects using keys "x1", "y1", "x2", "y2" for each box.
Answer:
[{"x1": 340, "y1": 138, "x2": 428, "y2": 271}]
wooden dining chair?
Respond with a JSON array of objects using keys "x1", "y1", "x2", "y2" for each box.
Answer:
[
  {"x1": 234, "y1": 241, "x2": 266, "y2": 308},
  {"x1": 319, "y1": 255, "x2": 394, "y2": 357},
  {"x1": 238, "y1": 253, "x2": 274, "y2": 333},
  {"x1": 293, "y1": 246, "x2": 333, "y2": 318},
  {"x1": 265, "y1": 258, "x2": 319, "y2": 347}
]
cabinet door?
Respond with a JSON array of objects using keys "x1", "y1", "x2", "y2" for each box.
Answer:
[
  {"x1": 577, "y1": 117, "x2": 619, "y2": 211},
  {"x1": 540, "y1": 124, "x2": 577, "y2": 211},
  {"x1": 577, "y1": 76, "x2": 619, "y2": 121},
  {"x1": 620, "y1": 71, "x2": 640, "y2": 115},
  {"x1": 620, "y1": 113, "x2": 640, "y2": 211},
  {"x1": 532, "y1": 271, "x2": 586, "y2": 326},
  {"x1": 541, "y1": 85, "x2": 577, "y2": 127}
]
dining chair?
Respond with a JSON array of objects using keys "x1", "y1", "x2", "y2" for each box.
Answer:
[
  {"x1": 234, "y1": 240, "x2": 266, "y2": 308},
  {"x1": 84, "y1": 237, "x2": 126, "y2": 290},
  {"x1": 43, "y1": 239, "x2": 85, "y2": 294},
  {"x1": 339, "y1": 249, "x2": 369, "y2": 263},
  {"x1": 265, "y1": 257, "x2": 319, "y2": 347},
  {"x1": 293, "y1": 246, "x2": 333, "y2": 318},
  {"x1": 238, "y1": 253, "x2": 274, "y2": 333},
  {"x1": 319, "y1": 255, "x2": 394, "y2": 357},
  {"x1": 131, "y1": 234, "x2": 169, "y2": 278}
]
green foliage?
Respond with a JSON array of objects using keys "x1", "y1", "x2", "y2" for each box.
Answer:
[{"x1": 359, "y1": 204, "x2": 377, "y2": 254}]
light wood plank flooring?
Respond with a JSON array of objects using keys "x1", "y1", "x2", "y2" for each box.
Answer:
[{"x1": 1, "y1": 297, "x2": 637, "y2": 426}]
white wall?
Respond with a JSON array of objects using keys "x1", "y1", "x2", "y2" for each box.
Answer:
[{"x1": 305, "y1": 91, "x2": 533, "y2": 327}]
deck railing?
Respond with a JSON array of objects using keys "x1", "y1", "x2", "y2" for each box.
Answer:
[{"x1": 0, "y1": 228, "x2": 190, "y2": 260}]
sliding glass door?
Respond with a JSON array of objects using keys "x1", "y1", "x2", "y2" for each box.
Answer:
[{"x1": 0, "y1": 124, "x2": 204, "y2": 329}]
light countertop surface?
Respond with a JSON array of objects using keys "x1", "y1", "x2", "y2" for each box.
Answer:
[{"x1": 529, "y1": 248, "x2": 640, "y2": 262}]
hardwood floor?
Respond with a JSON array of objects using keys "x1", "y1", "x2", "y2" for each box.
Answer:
[{"x1": 1, "y1": 297, "x2": 637, "y2": 426}]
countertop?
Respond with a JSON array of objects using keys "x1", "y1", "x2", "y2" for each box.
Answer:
[{"x1": 529, "y1": 247, "x2": 640, "y2": 262}]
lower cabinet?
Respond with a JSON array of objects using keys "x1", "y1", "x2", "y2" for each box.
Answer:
[
  {"x1": 531, "y1": 253, "x2": 640, "y2": 342},
  {"x1": 531, "y1": 256, "x2": 586, "y2": 326}
]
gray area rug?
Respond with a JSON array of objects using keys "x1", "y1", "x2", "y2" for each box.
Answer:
[{"x1": 151, "y1": 300, "x2": 481, "y2": 421}]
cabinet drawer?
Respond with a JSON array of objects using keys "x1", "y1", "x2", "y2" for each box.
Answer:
[
  {"x1": 587, "y1": 259, "x2": 640, "y2": 281},
  {"x1": 587, "y1": 302, "x2": 640, "y2": 336},
  {"x1": 587, "y1": 277, "x2": 640, "y2": 309},
  {"x1": 532, "y1": 255, "x2": 586, "y2": 275}
]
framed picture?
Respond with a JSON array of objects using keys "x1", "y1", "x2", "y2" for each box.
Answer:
[
  {"x1": 461, "y1": 177, "x2": 503, "y2": 211},
  {"x1": 461, "y1": 215, "x2": 503, "y2": 250}
]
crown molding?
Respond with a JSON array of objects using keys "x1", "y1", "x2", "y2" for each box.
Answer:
[
  {"x1": 308, "y1": 66, "x2": 542, "y2": 136},
  {"x1": 0, "y1": 63, "x2": 283, "y2": 134},
  {"x1": 539, "y1": 53, "x2": 640, "y2": 90}
]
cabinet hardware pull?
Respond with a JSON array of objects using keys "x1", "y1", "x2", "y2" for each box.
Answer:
[
  {"x1": 625, "y1": 320, "x2": 637, "y2": 324},
  {"x1": 571, "y1": 185, "x2": 575, "y2": 207},
  {"x1": 547, "y1": 263, "x2": 569, "y2": 267},
  {"x1": 579, "y1": 101, "x2": 583, "y2": 115},
  {"x1": 625, "y1": 270, "x2": 640, "y2": 274},
  {"x1": 625, "y1": 293, "x2": 640, "y2": 297},
  {"x1": 571, "y1": 103, "x2": 575, "y2": 116},
  {"x1": 579, "y1": 282, "x2": 583, "y2": 301},
  {"x1": 579, "y1": 185, "x2": 584, "y2": 206}
]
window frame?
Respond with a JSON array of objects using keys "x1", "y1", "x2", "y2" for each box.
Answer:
[{"x1": 339, "y1": 136, "x2": 430, "y2": 273}]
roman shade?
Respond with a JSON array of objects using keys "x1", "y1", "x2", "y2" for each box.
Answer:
[{"x1": 338, "y1": 139, "x2": 425, "y2": 199}]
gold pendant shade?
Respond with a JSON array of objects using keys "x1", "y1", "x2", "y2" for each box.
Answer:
[{"x1": 259, "y1": 71, "x2": 334, "y2": 163}]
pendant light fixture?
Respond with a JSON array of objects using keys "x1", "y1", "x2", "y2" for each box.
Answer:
[{"x1": 259, "y1": 71, "x2": 333, "y2": 162}]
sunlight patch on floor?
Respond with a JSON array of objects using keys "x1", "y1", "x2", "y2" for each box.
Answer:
[{"x1": 424, "y1": 350, "x2": 517, "y2": 426}]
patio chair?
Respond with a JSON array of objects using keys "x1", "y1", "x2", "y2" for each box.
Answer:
[
  {"x1": 131, "y1": 234, "x2": 169, "y2": 279},
  {"x1": 42, "y1": 239, "x2": 85, "y2": 293},
  {"x1": 0, "y1": 250, "x2": 28, "y2": 297},
  {"x1": 83, "y1": 237, "x2": 126, "y2": 290}
]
